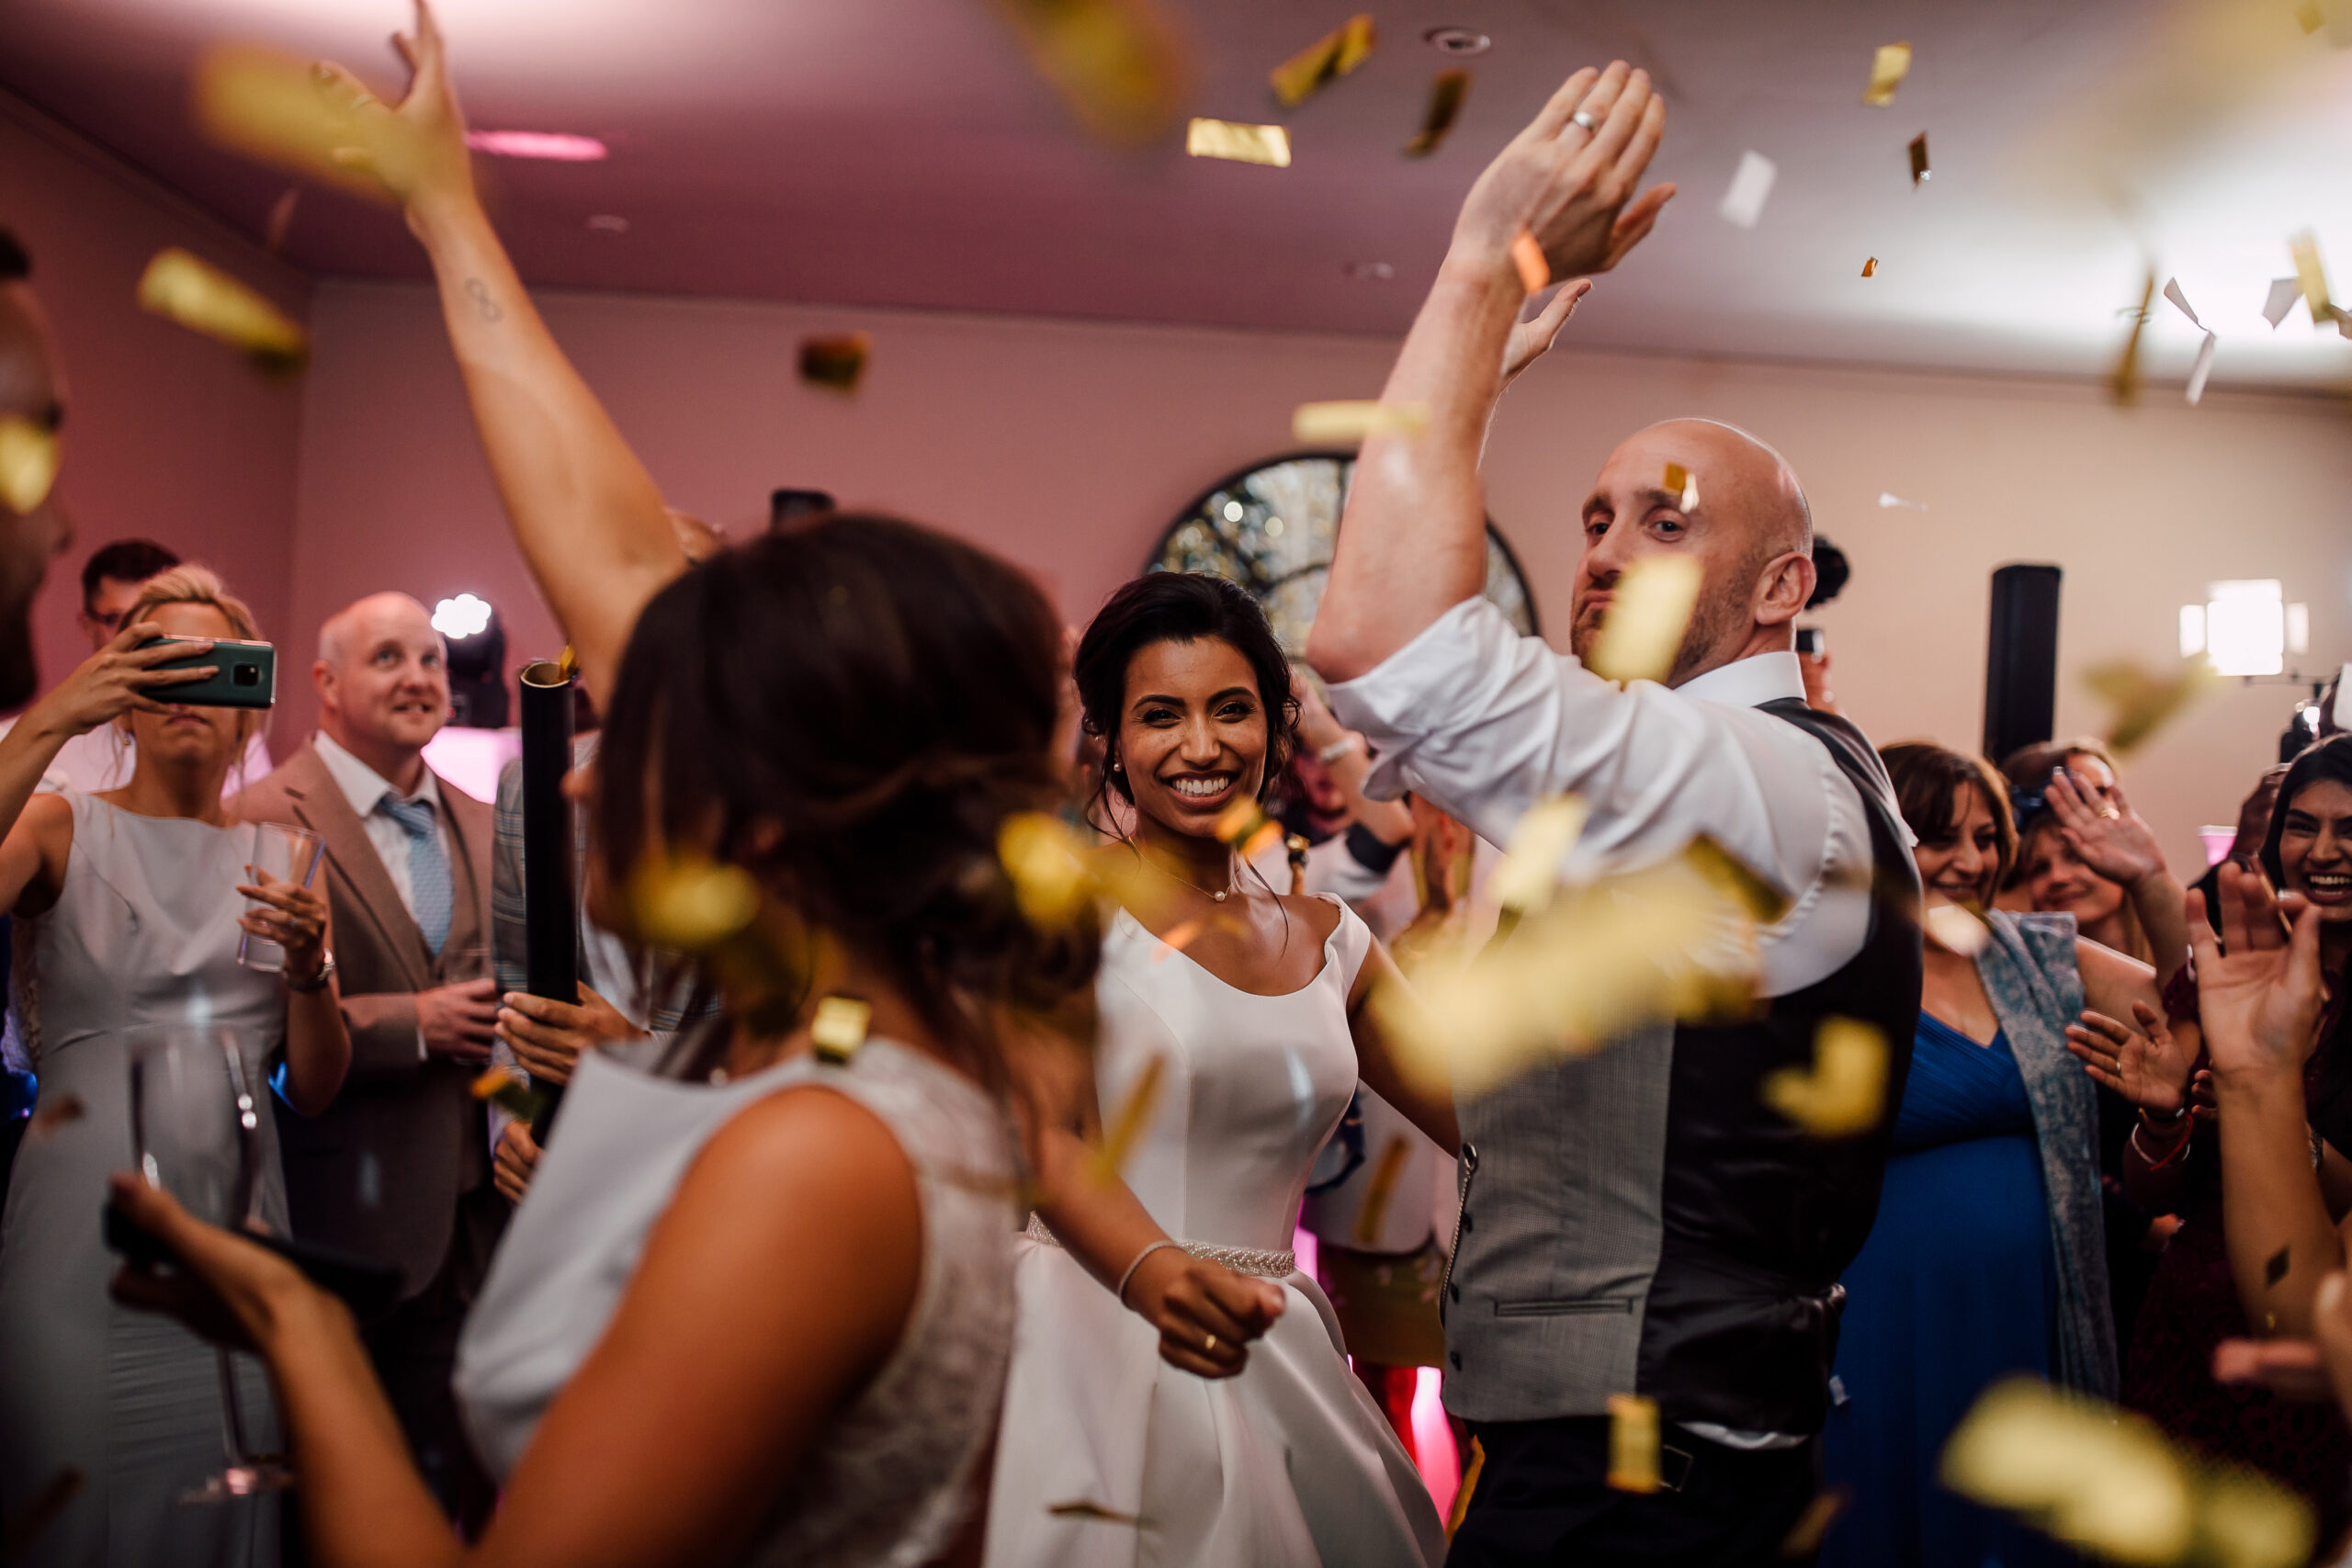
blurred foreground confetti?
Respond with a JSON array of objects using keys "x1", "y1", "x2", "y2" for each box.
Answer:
[
  {"x1": 1090, "y1": 1052, "x2": 1165, "y2": 1184},
  {"x1": 1489, "y1": 795, "x2": 1589, "y2": 916},
  {"x1": 1607, "y1": 1394, "x2": 1662, "y2": 1493},
  {"x1": 1863, "y1": 41, "x2": 1914, "y2": 106},
  {"x1": 1510, "y1": 232, "x2": 1550, "y2": 293},
  {"x1": 1587, "y1": 554, "x2": 1702, "y2": 685},
  {"x1": 992, "y1": 0, "x2": 1193, "y2": 146},
  {"x1": 629, "y1": 853, "x2": 762, "y2": 951},
  {"x1": 2161, "y1": 277, "x2": 2219, "y2": 404},
  {"x1": 2109, "y1": 272, "x2": 2155, "y2": 406},
  {"x1": 193, "y1": 44, "x2": 407, "y2": 200},
  {"x1": 2086, "y1": 657, "x2": 2220, "y2": 757},
  {"x1": 0, "y1": 417, "x2": 60, "y2": 515},
  {"x1": 1269, "y1": 14, "x2": 1375, "y2": 108},
  {"x1": 1763, "y1": 1017, "x2": 1888, "y2": 1137},
  {"x1": 1860, "y1": 256, "x2": 1880, "y2": 278},
  {"x1": 797, "y1": 333, "x2": 870, "y2": 393},
  {"x1": 138, "y1": 248, "x2": 307, "y2": 376},
  {"x1": 1186, "y1": 118, "x2": 1290, "y2": 166},
  {"x1": 1908, "y1": 132, "x2": 1930, "y2": 185},
  {"x1": 1877, "y1": 491, "x2": 1926, "y2": 510},
  {"x1": 1403, "y1": 70, "x2": 1472, "y2": 158},
  {"x1": 1293, "y1": 400, "x2": 1430, "y2": 443},
  {"x1": 470, "y1": 1066, "x2": 546, "y2": 1123},
  {"x1": 1924, "y1": 900, "x2": 1993, "y2": 956},
  {"x1": 1718, "y1": 151, "x2": 1777, "y2": 230},
  {"x1": 1046, "y1": 1499, "x2": 1142, "y2": 1524},
  {"x1": 809, "y1": 995, "x2": 871, "y2": 1063}
]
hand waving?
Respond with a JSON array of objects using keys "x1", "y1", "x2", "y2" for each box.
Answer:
[
  {"x1": 2046, "y1": 768, "x2": 2165, "y2": 889},
  {"x1": 1455, "y1": 61, "x2": 1675, "y2": 285},
  {"x1": 2193, "y1": 863, "x2": 2327, "y2": 1084},
  {"x1": 28, "y1": 620, "x2": 216, "y2": 739},
  {"x1": 2066, "y1": 1002, "x2": 2195, "y2": 1116},
  {"x1": 307, "y1": 0, "x2": 477, "y2": 219}
]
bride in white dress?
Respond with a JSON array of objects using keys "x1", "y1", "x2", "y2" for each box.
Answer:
[{"x1": 987, "y1": 572, "x2": 1454, "y2": 1567}]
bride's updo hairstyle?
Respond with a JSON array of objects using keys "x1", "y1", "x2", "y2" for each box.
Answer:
[
  {"x1": 594, "y1": 513, "x2": 1099, "y2": 1088},
  {"x1": 1072, "y1": 570, "x2": 1300, "y2": 825}
]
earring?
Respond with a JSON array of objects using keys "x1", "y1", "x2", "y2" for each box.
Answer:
[{"x1": 1111, "y1": 759, "x2": 1123, "y2": 773}]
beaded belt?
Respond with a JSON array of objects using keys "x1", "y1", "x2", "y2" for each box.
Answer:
[{"x1": 1024, "y1": 1213, "x2": 1295, "y2": 1280}]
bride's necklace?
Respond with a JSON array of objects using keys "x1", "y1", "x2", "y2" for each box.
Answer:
[{"x1": 1136, "y1": 846, "x2": 1239, "y2": 903}]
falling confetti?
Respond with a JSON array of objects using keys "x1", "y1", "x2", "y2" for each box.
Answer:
[
  {"x1": 1781, "y1": 1491, "x2": 1850, "y2": 1558},
  {"x1": 264, "y1": 186, "x2": 300, "y2": 252},
  {"x1": 2156, "y1": 275, "x2": 2224, "y2": 405},
  {"x1": 1587, "y1": 554, "x2": 1702, "y2": 685},
  {"x1": 1764, "y1": 1017, "x2": 1888, "y2": 1137},
  {"x1": 1292, "y1": 400, "x2": 1431, "y2": 444},
  {"x1": 2109, "y1": 272, "x2": 2155, "y2": 405},
  {"x1": 1489, "y1": 795, "x2": 1589, "y2": 915},
  {"x1": 470, "y1": 1066, "x2": 546, "y2": 1122},
  {"x1": 2289, "y1": 231, "x2": 2335, "y2": 326},
  {"x1": 999, "y1": 812, "x2": 1096, "y2": 928},
  {"x1": 1718, "y1": 151, "x2": 1778, "y2": 230},
  {"x1": 2296, "y1": 0, "x2": 2326, "y2": 31},
  {"x1": 2266, "y1": 1245, "x2": 2291, "y2": 1287},
  {"x1": 2262, "y1": 276, "x2": 2302, "y2": 328},
  {"x1": 1607, "y1": 1393, "x2": 1662, "y2": 1493},
  {"x1": 992, "y1": 0, "x2": 1193, "y2": 146},
  {"x1": 1090, "y1": 1052, "x2": 1166, "y2": 1185},
  {"x1": 0, "y1": 417, "x2": 60, "y2": 515},
  {"x1": 1908, "y1": 132, "x2": 1930, "y2": 186},
  {"x1": 1663, "y1": 461, "x2": 1700, "y2": 513},
  {"x1": 1877, "y1": 491, "x2": 1926, "y2": 510},
  {"x1": 1925, "y1": 901, "x2": 1992, "y2": 956},
  {"x1": 1185, "y1": 118, "x2": 1291, "y2": 166},
  {"x1": 1352, "y1": 1135, "x2": 1412, "y2": 1247},
  {"x1": 1047, "y1": 1500, "x2": 1142, "y2": 1524},
  {"x1": 1403, "y1": 70, "x2": 1472, "y2": 158},
  {"x1": 137, "y1": 248, "x2": 307, "y2": 375},
  {"x1": 797, "y1": 333, "x2": 870, "y2": 393},
  {"x1": 810, "y1": 995, "x2": 871, "y2": 1063},
  {"x1": 2085, "y1": 657, "x2": 2220, "y2": 757},
  {"x1": 1269, "y1": 14, "x2": 1376, "y2": 108},
  {"x1": 1510, "y1": 231, "x2": 1550, "y2": 293},
  {"x1": 1861, "y1": 256, "x2": 1880, "y2": 277},
  {"x1": 629, "y1": 854, "x2": 762, "y2": 950},
  {"x1": 1863, "y1": 41, "x2": 1914, "y2": 106},
  {"x1": 193, "y1": 44, "x2": 412, "y2": 201},
  {"x1": 27, "y1": 1094, "x2": 85, "y2": 1137}
]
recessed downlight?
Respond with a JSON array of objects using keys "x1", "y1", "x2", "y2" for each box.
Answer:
[{"x1": 1424, "y1": 26, "x2": 1491, "y2": 55}]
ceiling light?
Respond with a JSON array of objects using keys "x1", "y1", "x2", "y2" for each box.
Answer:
[
  {"x1": 465, "y1": 130, "x2": 608, "y2": 162},
  {"x1": 1344, "y1": 260, "x2": 1394, "y2": 280},
  {"x1": 586, "y1": 214, "x2": 630, "y2": 235},
  {"x1": 433, "y1": 593, "x2": 494, "y2": 639},
  {"x1": 2178, "y1": 580, "x2": 2303, "y2": 677},
  {"x1": 1424, "y1": 26, "x2": 1491, "y2": 54}
]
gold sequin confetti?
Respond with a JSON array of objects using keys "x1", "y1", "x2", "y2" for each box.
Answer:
[
  {"x1": 1269, "y1": 14, "x2": 1376, "y2": 108},
  {"x1": 469, "y1": 1066, "x2": 546, "y2": 1122},
  {"x1": 27, "y1": 1094, "x2": 85, "y2": 1137},
  {"x1": 1863, "y1": 41, "x2": 1913, "y2": 107},
  {"x1": 999, "y1": 812, "x2": 1096, "y2": 928},
  {"x1": 1489, "y1": 795, "x2": 1588, "y2": 915},
  {"x1": 2296, "y1": 0, "x2": 2326, "y2": 31},
  {"x1": 1780, "y1": 1491, "x2": 1849, "y2": 1558},
  {"x1": 0, "y1": 417, "x2": 60, "y2": 515},
  {"x1": 810, "y1": 995, "x2": 871, "y2": 1064},
  {"x1": 628, "y1": 854, "x2": 762, "y2": 950},
  {"x1": 1924, "y1": 900, "x2": 1992, "y2": 956},
  {"x1": 1718, "y1": 151, "x2": 1777, "y2": 230},
  {"x1": 1404, "y1": 70, "x2": 1472, "y2": 158},
  {"x1": 1663, "y1": 461, "x2": 1700, "y2": 513},
  {"x1": 1861, "y1": 256, "x2": 1880, "y2": 277},
  {"x1": 2085, "y1": 656, "x2": 2220, "y2": 757},
  {"x1": 2290, "y1": 231, "x2": 2335, "y2": 326},
  {"x1": 1214, "y1": 797, "x2": 1268, "y2": 846},
  {"x1": 1907, "y1": 132, "x2": 1930, "y2": 185},
  {"x1": 1510, "y1": 231, "x2": 1550, "y2": 293},
  {"x1": 991, "y1": 0, "x2": 1193, "y2": 147},
  {"x1": 2199, "y1": 1466, "x2": 2316, "y2": 1568},
  {"x1": 1764, "y1": 1017, "x2": 1888, "y2": 1137},
  {"x1": 137, "y1": 249, "x2": 307, "y2": 375},
  {"x1": 1185, "y1": 118, "x2": 1291, "y2": 167},
  {"x1": 192, "y1": 44, "x2": 408, "y2": 202},
  {"x1": 1090, "y1": 1052, "x2": 1166, "y2": 1185},
  {"x1": 797, "y1": 333, "x2": 870, "y2": 394},
  {"x1": 1607, "y1": 1393, "x2": 1662, "y2": 1493},
  {"x1": 1046, "y1": 1499, "x2": 1142, "y2": 1524},
  {"x1": 0, "y1": 1467, "x2": 85, "y2": 1560},
  {"x1": 1292, "y1": 400, "x2": 1431, "y2": 444},
  {"x1": 1587, "y1": 554, "x2": 1702, "y2": 685},
  {"x1": 2109, "y1": 272, "x2": 2155, "y2": 405},
  {"x1": 1351, "y1": 1135, "x2": 1412, "y2": 1247}
]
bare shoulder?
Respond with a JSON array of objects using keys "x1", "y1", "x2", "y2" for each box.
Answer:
[
  {"x1": 684, "y1": 1081, "x2": 922, "y2": 1233},
  {"x1": 1276, "y1": 888, "x2": 1347, "y2": 948}
]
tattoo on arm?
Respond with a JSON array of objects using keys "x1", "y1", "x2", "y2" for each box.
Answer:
[{"x1": 464, "y1": 277, "x2": 503, "y2": 322}]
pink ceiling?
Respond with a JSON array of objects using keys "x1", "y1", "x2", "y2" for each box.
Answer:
[{"x1": 5, "y1": 0, "x2": 2351, "y2": 386}]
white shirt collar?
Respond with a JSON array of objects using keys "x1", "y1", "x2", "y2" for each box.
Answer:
[
  {"x1": 1673, "y1": 649, "x2": 1806, "y2": 710},
  {"x1": 314, "y1": 729, "x2": 440, "y2": 819}
]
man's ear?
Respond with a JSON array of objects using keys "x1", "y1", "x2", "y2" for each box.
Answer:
[
  {"x1": 311, "y1": 660, "x2": 334, "y2": 706},
  {"x1": 1753, "y1": 552, "x2": 1815, "y2": 628}
]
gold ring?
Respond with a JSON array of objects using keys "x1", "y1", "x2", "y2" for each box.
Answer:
[
  {"x1": 1204, "y1": 1334, "x2": 1218, "y2": 1353},
  {"x1": 2098, "y1": 807, "x2": 2120, "y2": 819}
]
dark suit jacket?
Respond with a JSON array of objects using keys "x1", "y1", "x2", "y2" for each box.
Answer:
[{"x1": 236, "y1": 737, "x2": 497, "y2": 1300}]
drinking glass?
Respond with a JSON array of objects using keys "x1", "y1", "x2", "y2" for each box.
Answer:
[
  {"x1": 235, "y1": 823, "x2": 323, "y2": 974},
  {"x1": 126, "y1": 1026, "x2": 293, "y2": 1502}
]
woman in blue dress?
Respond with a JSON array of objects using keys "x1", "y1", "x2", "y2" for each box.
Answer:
[{"x1": 1822, "y1": 743, "x2": 2195, "y2": 1567}]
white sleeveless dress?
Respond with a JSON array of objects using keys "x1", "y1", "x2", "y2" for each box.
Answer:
[
  {"x1": 0, "y1": 791, "x2": 288, "y2": 1568},
  {"x1": 984, "y1": 899, "x2": 1446, "y2": 1567},
  {"x1": 452, "y1": 1031, "x2": 1017, "y2": 1567}
]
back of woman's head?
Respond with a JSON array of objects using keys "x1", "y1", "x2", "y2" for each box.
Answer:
[
  {"x1": 596, "y1": 513, "x2": 1095, "y2": 1082},
  {"x1": 1070, "y1": 570, "x2": 1298, "y2": 813},
  {"x1": 1882, "y1": 741, "x2": 2018, "y2": 894},
  {"x1": 2262, "y1": 732, "x2": 2352, "y2": 895}
]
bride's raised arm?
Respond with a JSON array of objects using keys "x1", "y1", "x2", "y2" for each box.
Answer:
[{"x1": 322, "y1": 0, "x2": 683, "y2": 706}]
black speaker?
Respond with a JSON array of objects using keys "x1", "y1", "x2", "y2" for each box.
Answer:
[{"x1": 1983, "y1": 563, "x2": 2062, "y2": 765}]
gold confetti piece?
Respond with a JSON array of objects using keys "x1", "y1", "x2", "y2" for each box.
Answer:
[
  {"x1": 1780, "y1": 1490, "x2": 1849, "y2": 1558},
  {"x1": 470, "y1": 1066, "x2": 546, "y2": 1122},
  {"x1": 1490, "y1": 795, "x2": 1589, "y2": 915},
  {"x1": 1239, "y1": 819, "x2": 1285, "y2": 863},
  {"x1": 1404, "y1": 70, "x2": 1472, "y2": 158},
  {"x1": 1924, "y1": 900, "x2": 1991, "y2": 956},
  {"x1": 0, "y1": 417, "x2": 61, "y2": 515},
  {"x1": 1213, "y1": 798, "x2": 1269, "y2": 847},
  {"x1": 1292, "y1": 400, "x2": 1431, "y2": 444},
  {"x1": 1860, "y1": 256, "x2": 1879, "y2": 277},
  {"x1": 1607, "y1": 1393, "x2": 1661, "y2": 1494},
  {"x1": 1587, "y1": 554, "x2": 1702, "y2": 685},
  {"x1": 1351, "y1": 1135, "x2": 1412, "y2": 1247},
  {"x1": 1151, "y1": 918, "x2": 1203, "y2": 963},
  {"x1": 2199, "y1": 1466, "x2": 2315, "y2": 1568},
  {"x1": 1185, "y1": 118, "x2": 1291, "y2": 167},
  {"x1": 1719, "y1": 150, "x2": 1777, "y2": 230},
  {"x1": 28, "y1": 1093, "x2": 85, "y2": 1137},
  {"x1": 1663, "y1": 461, "x2": 1699, "y2": 513},
  {"x1": 1907, "y1": 132, "x2": 1930, "y2": 185},
  {"x1": 991, "y1": 0, "x2": 1193, "y2": 147},
  {"x1": 1685, "y1": 837, "x2": 1793, "y2": 926},
  {"x1": 2085, "y1": 656, "x2": 2219, "y2": 757},
  {"x1": 2296, "y1": 0, "x2": 2325, "y2": 31},
  {"x1": 810, "y1": 995, "x2": 871, "y2": 1063},
  {"x1": 137, "y1": 249, "x2": 307, "y2": 375},
  {"x1": 2109, "y1": 272, "x2": 2155, "y2": 406},
  {"x1": 2290, "y1": 231, "x2": 2335, "y2": 328},
  {"x1": 1764, "y1": 1017, "x2": 1888, "y2": 1137},
  {"x1": 193, "y1": 45, "x2": 410, "y2": 203},
  {"x1": 629, "y1": 854, "x2": 762, "y2": 950},
  {"x1": 0, "y1": 1467, "x2": 85, "y2": 1559},
  {"x1": 1090, "y1": 1052, "x2": 1165, "y2": 1185},
  {"x1": 2266, "y1": 1245, "x2": 2291, "y2": 1286},
  {"x1": 1269, "y1": 14, "x2": 1376, "y2": 108},
  {"x1": 999, "y1": 812, "x2": 1096, "y2": 928},
  {"x1": 557, "y1": 644, "x2": 578, "y2": 681},
  {"x1": 1046, "y1": 1499, "x2": 1142, "y2": 1525},
  {"x1": 1863, "y1": 41, "x2": 1913, "y2": 107},
  {"x1": 797, "y1": 333, "x2": 870, "y2": 394},
  {"x1": 1510, "y1": 231, "x2": 1549, "y2": 293}
]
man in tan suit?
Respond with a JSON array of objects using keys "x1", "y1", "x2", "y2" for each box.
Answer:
[{"x1": 236, "y1": 591, "x2": 501, "y2": 1533}]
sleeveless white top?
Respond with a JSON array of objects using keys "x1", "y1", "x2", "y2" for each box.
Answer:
[{"x1": 454, "y1": 1032, "x2": 1018, "y2": 1567}]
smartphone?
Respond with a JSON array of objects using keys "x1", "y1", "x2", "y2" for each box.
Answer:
[
  {"x1": 1795, "y1": 627, "x2": 1827, "y2": 658},
  {"x1": 141, "y1": 637, "x2": 276, "y2": 709}
]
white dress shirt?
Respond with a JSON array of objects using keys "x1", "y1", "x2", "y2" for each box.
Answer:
[
  {"x1": 312, "y1": 729, "x2": 452, "y2": 927},
  {"x1": 1328, "y1": 596, "x2": 1899, "y2": 999}
]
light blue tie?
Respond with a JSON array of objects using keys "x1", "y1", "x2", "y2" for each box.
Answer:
[{"x1": 379, "y1": 795, "x2": 452, "y2": 955}]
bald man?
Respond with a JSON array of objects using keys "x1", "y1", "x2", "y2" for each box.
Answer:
[
  {"x1": 234, "y1": 590, "x2": 501, "y2": 1533},
  {"x1": 1308, "y1": 65, "x2": 1922, "y2": 1565}
]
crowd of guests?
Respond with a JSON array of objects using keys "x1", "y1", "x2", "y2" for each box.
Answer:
[{"x1": 0, "y1": 7, "x2": 2348, "y2": 1567}]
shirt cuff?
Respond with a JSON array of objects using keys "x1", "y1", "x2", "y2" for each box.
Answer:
[{"x1": 1325, "y1": 597, "x2": 1517, "y2": 801}]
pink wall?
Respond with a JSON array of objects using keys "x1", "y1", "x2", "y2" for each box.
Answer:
[
  {"x1": 0, "y1": 95, "x2": 306, "y2": 754},
  {"x1": 294, "y1": 276, "x2": 2352, "y2": 870}
]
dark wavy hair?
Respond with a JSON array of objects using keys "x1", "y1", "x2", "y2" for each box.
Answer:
[
  {"x1": 1881, "y1": 741, "x2": 2017, "y2": 905},
  {"x1": 594, "y1": 513, "x2": 1099, "y2": 1091},
  {"x1": 2262, "y1": 733, "x2": 2352, "y2": 1147},
  {"x1": 1070, "y1": 570, "x2": 1299, "y2": 827}
]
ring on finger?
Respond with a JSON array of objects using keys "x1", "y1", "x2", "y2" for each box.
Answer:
[
  {"x1": 1569, "y1": 108, "x2": 1600, "y2": 133},
  {"x1": 1203, "y1": 1333, "x2": 1218, "y2": 1353}
]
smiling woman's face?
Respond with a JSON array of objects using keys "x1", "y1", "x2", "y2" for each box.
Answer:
[
  {"x1": 1114, "y1": 636, "x2": 1270, "y2": 840},
  {"x1": 2277, "y1": 776, "x2": 2352, "y2": 929}
]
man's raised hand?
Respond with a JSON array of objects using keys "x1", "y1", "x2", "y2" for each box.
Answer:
[{"x1": 1453, "y1": 61, "x2": 1675, "y2": 287}]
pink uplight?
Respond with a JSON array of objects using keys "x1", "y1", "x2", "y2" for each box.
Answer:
[{"x1": 465, "y1": 130, "x2": 609, "y2": 162}]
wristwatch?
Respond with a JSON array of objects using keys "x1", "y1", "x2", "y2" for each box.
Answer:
[{"x1": 287, "y1": 947, "x2": 337, "y2": 994}]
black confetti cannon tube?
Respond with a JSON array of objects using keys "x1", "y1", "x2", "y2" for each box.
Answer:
[{"x1": 518, "y1": 659, "x2": 578, "y2": 1143}]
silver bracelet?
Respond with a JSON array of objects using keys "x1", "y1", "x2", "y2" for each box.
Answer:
[{"x1": 1116, "y1": 1239, "x2": 1184, "y2": 1307}]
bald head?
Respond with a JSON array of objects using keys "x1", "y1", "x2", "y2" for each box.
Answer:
[
  {"x1": 313, "y1": 592, "x2": 451, "y2": 778},
  {"x1": 1574, "y1": 419, "x2": 1817, "y2": 687}
]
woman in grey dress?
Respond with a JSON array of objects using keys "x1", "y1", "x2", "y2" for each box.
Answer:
[{"x1": 0, "y1": 568, "x2": 347, "y2": 1567}]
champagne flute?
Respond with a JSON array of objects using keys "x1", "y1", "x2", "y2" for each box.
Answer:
[
  {"x1": 236, "y1": 823, "x2": 323, "y2": 974},
  {"x1": 126, "y1": 1026, "x2": 293, "y2": 1501}
]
